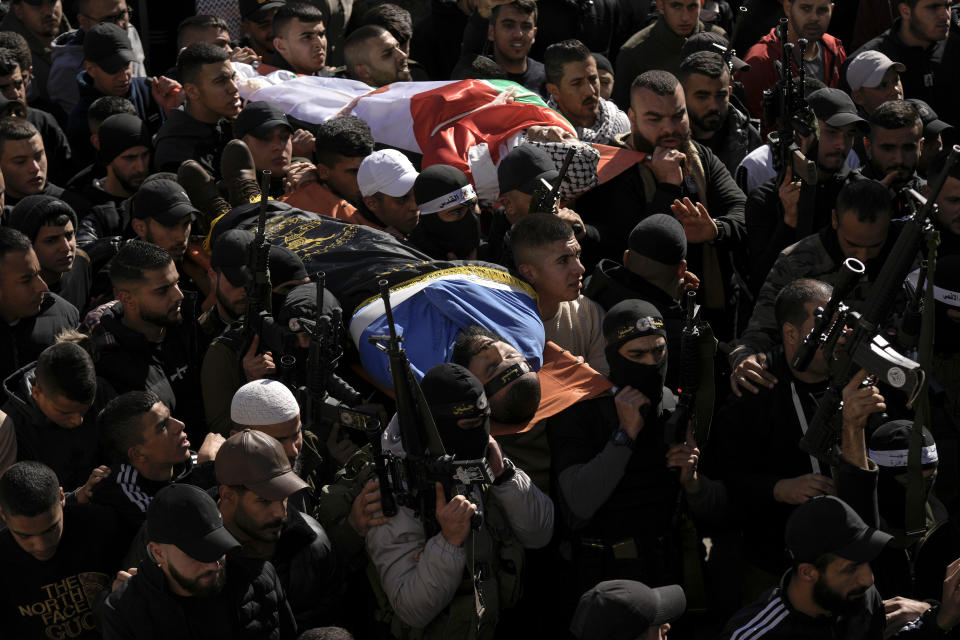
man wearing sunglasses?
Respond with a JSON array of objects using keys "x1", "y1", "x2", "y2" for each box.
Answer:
[
  {"x1": 0, "y1": 0, "x2": 72, "y2": 111},
  {"x1": 47, "y1": 0, "x2": 146, "y2": 117}
]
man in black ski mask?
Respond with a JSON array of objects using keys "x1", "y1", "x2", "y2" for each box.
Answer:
[
  {"x1": 421, "y1": 361, "x2": 493, "y2": 461},
  {"x1": 547, "y1": 298, "x2": 692, "y2": 593},
  {"x1": 409, "y1": 165, "x2": 482, "y2": 260},
  {"x1": 603, "y1": 299, "x2": 671, "y2": 414}
]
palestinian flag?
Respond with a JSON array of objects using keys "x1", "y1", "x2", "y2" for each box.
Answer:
[{"x1": 242, "y1": 75, "x2": 634, "y2": 199}]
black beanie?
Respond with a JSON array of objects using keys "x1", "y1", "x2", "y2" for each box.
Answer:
[
  {"x1": 99, "y1": 113, "x2": 151, "y2": 166},
  {"x1": 8, "y1": 196, "x2": 78, "y2": 242},
  {"x1": 628, "y1": 214, "x2": 687, "y2": 265}
]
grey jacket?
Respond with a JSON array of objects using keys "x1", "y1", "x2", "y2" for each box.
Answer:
[
  {"x1": 366, "y1": 416, "x2": 554, "y2": 631},
  {"x1": 47, "y1": 25, "x2": 147, "y2": 116}
]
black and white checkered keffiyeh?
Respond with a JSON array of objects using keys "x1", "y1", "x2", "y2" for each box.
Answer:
[
  {"x1": 516, "y1": 140, "x2": 600, "y2": 200},
  {"x1": 547, "y1": 96, "x2": 631, "y2": 145}
]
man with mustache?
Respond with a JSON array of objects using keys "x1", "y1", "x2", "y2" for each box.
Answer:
[
  {"x1": 853, "y1": 0, "x2": 953, "y2": 116},
  {"x1": 575, "y1": 70, "x2": 747, "y2": 340},
  {"x1": 129, "y1": 179, "x2": 196, "y2": 269},
  {"x1": 738, "y1": 0, "x2": 846, "y2": 129},
  {"x1": 0, "y1": 0, "x2": 70, "y2": 112},
  {"x1": 744, "y1": 88, "x2": 868, "y2": 292},
  {"x1": 67, "y1": 112, "x2": 150, "y2": 214},
  {"x1": 89, "y1": 240, "x2": 207, "y2": 436},
  {"x1": 102, "y1": 483, "x2": 296, "y2": 639},
  {"x1": 216, "y1": 428, "x2": 341, "y2": 630},
  {"x1": 679, "y1": 50, "x2": 762, "y2": 176},
  {"x1": 861, "y1": 100, "x2": 925, "y2": 217},
  {"x1": 543, "y1": 39, "x2": 630, "y2": 146},
  {"x1": 718, "y1": 368, "x2": 960, "y2": 638},
  {"x1": 342, "y1": 24, "x2": 412, "y2": 88},
  {"x1": 459, "y1": 0, "x2": 546, "y2": 97}
]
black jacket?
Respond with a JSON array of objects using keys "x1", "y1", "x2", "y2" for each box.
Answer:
[
  {"x1": 2, "y1": 362, "x2": 111, "y2": 490},
  {"x1": 273, "y1": 509, "x2": 342, "y2": 630},
  {"x1": 27, "y1": 106, "x2": 73, "y2": 185},
  {"x1": 154, "y1": 107, "x2": 233, "y2": 178},
  {"x1": 0, "y1": 292, "x2": 78, "y2": 381},
  {"x1": 101, "y1": 553, "x2": 297, "y2": 640},
  {"x1": 575, "y1": 136, "x2": 748, "y2": 339},
  {"x1": 90, "y1": 295, "x2": 205, "y2": 436},
  {"x1": 852, "y1": 19, "x2": 949, "y2": 116},
  {"x1": 745, "y1": 163, "x2": 863, "y2": 294},
  {"x1": 699, "y1": 105, "x2": 763, "y2": 178},
  {"x1": 583, "y1": 258, "x2": 685, "y2": 389},
  {"x1": 708, "y1": 347, "x2": 828, "y2": 575}
]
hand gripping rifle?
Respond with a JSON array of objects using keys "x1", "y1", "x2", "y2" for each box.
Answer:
[
  {"x1": 529, "y1": 146, "x2": 581, "y2": 220},
  {"x1": 242, "y1": 170, "x2": 274, "y2": 353},
  {"x1": 665, "y1": 291, "x2": 701, "y2": 445},
  {"x1": 762, "y1": 19, "x2": 817, "y2": 186},
  {"x1": 794, "y1": 145, "x2": 960, "y2": 461},
  {"x1": 290, "y1": 273, "x2": 367, "y2": 434},
  {"x1": 367, "y1": 280, "x2": 492, "y2": 528}
]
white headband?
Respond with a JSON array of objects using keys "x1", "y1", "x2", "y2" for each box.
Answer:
[
  {"x1": 418, "y1": 184, "x2": 477, "y2": 215},
  {"x1": 868, "y1": 444, "x2": 939, "y2": 468}
]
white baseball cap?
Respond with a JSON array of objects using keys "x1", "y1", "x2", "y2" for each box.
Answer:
[
  {"x1": 358, "y1": 149, "x2": 419, "y2": 198},
  {"x1": 846, "y1": 50, "x2": 905, "y2": 91}
]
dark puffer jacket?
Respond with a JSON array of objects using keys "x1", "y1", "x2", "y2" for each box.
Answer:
[
  {"x1": 274, "y1": 509, "x2": 342, "y2": 630},
  {"x1": 0, "y1": 292, "x2": 78, "y2": 382},
  {"x1": 101, "y1": 554, "x2": 297, "y2": 639}
]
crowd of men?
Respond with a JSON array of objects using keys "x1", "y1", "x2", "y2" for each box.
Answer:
[{"x1": 0, "y1": 0, "x2": 960, "y2": 638}]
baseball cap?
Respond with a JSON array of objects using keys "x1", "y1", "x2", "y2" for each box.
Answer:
[
  {"x1": 628, "y1": 214, "x2": 687, "y2": 264},
  {"x1": 132, "y1": 179, "x2": 199, "y2": 226},
  {"x1": 358, "y1": 149, "x2": 419, "y2": 198},
  {"x1": 570, "y1": 580, "x2": 686, "y2": 640},
  {"x1": 215, "y1": 429, "x2": 308, "y2": 500},
  {"x1": 846, "y1": 50, "x2": 905, "y2": 92},
  {"x1": 234, "y1": 101, "x2": 292, "y2": 140},
  {"x1": 146, "y1": 484, "x2": 240, "y2": 562},
  {"x1": 83, "y1": 23, "x2": 135, "y2": 74},
  {"x1": 414, "y1": 164, "x2": 476, "y2": 214},
  {"x1": 211, "y1": 229, "x2": 255, "y2": 287},
  {"x1": 785, "y1": 495, "x2": 892, "y2": 563},
  {"x1": 240, "y1": 0, "x2": 287, "y2": 21},
  {"x1": 906, "y1": 98, "x2": 953, "y2": 138},
  {"x1": 497, "y1": 145, "x2": 559, "y2": 195},
  {"x1": 806, "y1": 88, "x2": 868, "y2": 129},
  {"x1": 680, "y1": 31, "x2": 749, "y2": 72}
]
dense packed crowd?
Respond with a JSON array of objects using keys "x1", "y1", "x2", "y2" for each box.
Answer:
[{"x1": 0, "y1": 0, "x2": 960, "y2": 638}]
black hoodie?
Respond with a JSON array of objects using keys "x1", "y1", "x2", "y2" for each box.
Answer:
[
  {"x1": 1, "y1": 363, "x2": 111, "y2": 490},
  {"x1": 0, "y1": 292, "x2": 78, "y2": 382},
  {"x1": 153, "y1": 107, "x2": 234, "y2": 178}
]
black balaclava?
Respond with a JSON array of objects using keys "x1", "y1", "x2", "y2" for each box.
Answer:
[
  {"x1": 869, "y1": 419, "x2": 938, "y2": 530},
  {"x1": 410, "y1": 164, "x2": 481, "y2": 259},
  {"x1": 602, "y1": 299, "x2": 669, "y2": 408},
  {"x1": 421, "y1": 362, "x2": 491, "y2": 460},
  {"x1": 408, "y1": 209, "x2": 481, "y2": 259},
  {"x1": 932, "y1": 255, "x2": 960, "y2": 355}
]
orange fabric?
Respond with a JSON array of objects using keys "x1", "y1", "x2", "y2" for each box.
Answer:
[
  {"x1": 491, "y1": 341, "x2": 613, "y2": 436},
  {"x1": 280, "y1": 183, "x2": 383, "y2": 229},
  {"x1": 594, "y1": 143, "x2": 648, "y2": 186}
]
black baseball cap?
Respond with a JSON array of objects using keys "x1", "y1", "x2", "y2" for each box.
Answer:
[
  {"x1": 83, "y1": 23, "x2": 135, "y2": 74},
  {"x1": 807, "y1": 88, "x2": 868, "y2": 130},
  {"x1": 785, "y1": 495, "x2": 892, "y2": 564},
  {"x1": 239, "y1": 0, "x2": 286, "y2": 21},
  {"x1": 497, "y1": 145, "x2": 558, "y2": 195},
  {"x1": 906, "y1": 99, "x2": 953, "y2": 138},
  {"x1": 146, "y1": 484, "x2": 240, "y2": 562},
  {"x1": 628, "y1": 213, "x2": 687, "y2": 265},
  {"x1": 211, "y1": 229, "x2": 255, "y2": 286},
  {"x1": 234, "y1": 101, "x2": 292, "y2": 140},
  {"x1": 681, "y1": 31, "x2": 749, "y2": 72},
  {"x1": 132, "y1": 179, "x2": 199, "y2": 226},
  {"x1": 570, "y1": 580, "x2": 686, "y2": 640}
]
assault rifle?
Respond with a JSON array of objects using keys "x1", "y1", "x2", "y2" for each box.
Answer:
[
  {"x1": 289, "y1": 273, "x2": 367, "y2": 432},
  {"x1": 529, "y1": 147, "x2": 577, "y2": 215},
  {"x1": 367, "y1": 280, "x2": 492, "y2": 527},
  {"x1": 665, "y1": 291, "x2": 700, "y2": 445},
  {"x1": 242, "y1": 170, "x2": 275, "y2": 353},
  {"x1": 795, "y1": 145, "x2": 960, "y2": 461},
  {"x1": 762, "y1": 19, "x2": 817, "y2": 186}
]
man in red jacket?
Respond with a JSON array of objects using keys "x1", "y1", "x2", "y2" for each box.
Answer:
[{"x1": 736, "y1": 0, "x2": 847, "y2": 130}]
